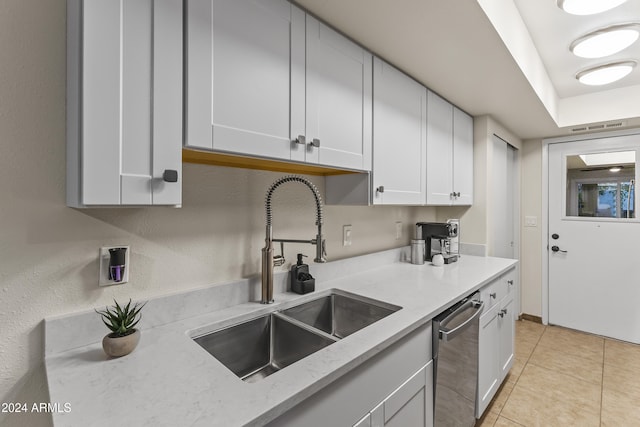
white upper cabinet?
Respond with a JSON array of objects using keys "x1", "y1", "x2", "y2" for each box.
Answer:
[
  {"x1": 453, "y1": 107, "x2": 474, "y2": 205},
  {"x1": 185, "y1": 0, "x2": 302, "y2": 161},
  {"x1": 67, "y1": 0, "x2": 182, "y2": 207},
  {"x1": 304, "y1": 16, "x2": 372, "y2": 171},
  {"x1": 185, "y1": 1, "x2": 372, "y2": 171},
  {"x1": 426, "y1": 91, "x2": 473, "y2": 206},
  {"x1": 372, "y1": 58, "x2": 426, "y2": 205}
]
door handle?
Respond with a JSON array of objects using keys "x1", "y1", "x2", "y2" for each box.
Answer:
[{"x1": 551, "y1": 245, "x2": 567, "y2": 253}]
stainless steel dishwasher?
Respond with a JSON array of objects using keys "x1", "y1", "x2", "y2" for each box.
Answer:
[{"x1": 432, "y1": 291, "x2": 484, "y2": 427}]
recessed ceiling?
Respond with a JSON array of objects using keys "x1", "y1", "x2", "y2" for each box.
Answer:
[
  {"x1": 513, "y1": 0, "x2": 640, "y2": 97},
  {"x1": 293, "y1": 0, "x2": 640, "y2": 140}
]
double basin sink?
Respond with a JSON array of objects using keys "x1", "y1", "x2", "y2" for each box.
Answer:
[{"x1": 192, "y1": 290, "x2": 401, "y2": 383}]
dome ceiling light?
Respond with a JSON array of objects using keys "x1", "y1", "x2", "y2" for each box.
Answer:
[
  {"x1": 557, "y1": 0, "x2": 628, "y2": 15},
  {"x1": 570, "y1": 24, "x2": 640, "y2": 59},
  {"x1": 576, "y1": 60, "x2": 637, "y2": 85}
]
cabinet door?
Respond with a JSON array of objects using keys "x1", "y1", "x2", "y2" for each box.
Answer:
[
  {"x1": 426, "y1": 91, "x2": 453, "y2": 205},
  {"x1": 306, "y1": 16, "x2": 372, "y2": 171},
  {"x1": 71, "y1": 0, "x2": 181, "y2": 206},
  {"x1": 477, "y1": 303, "x2": 500, "y2": 418},
  {"x1": 452, "y1": 107, "x2": 473, "y2": 205},
  {"x1": 372, "y1": 58, "x2": 427, "y2": 205},
  {"x1": 370, "y1": 361, "x2": 433, "y2": 427},
  {"x1": 185, "y1": 0, "x2": 303, "y2": 160},
  {"x1": 498, "y1": 297, "x2": 515, "y2": 380}
]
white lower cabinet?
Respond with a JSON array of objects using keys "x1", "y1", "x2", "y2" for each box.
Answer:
[
  {"x1": 267, "y1": 323, "x2": 433, "y2": 427},
  {"x1": 362, "y1": 361, "x2": 433, "y2": 427},
  {"x1": 477, "y1": 268, "x2": 516, "y2": 418}
]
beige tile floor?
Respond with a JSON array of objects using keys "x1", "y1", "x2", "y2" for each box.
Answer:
[{"x1": 476, "y1": 320, "x2": 640, "y2": 427}]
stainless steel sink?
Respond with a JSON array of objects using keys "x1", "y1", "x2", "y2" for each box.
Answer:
[
  {"x1": 193, "y1": 313, "x2": 336, "y2": 383},
  {"x1": 281, "y1": 291, "x2": 400, "y2": 339},
  {"x1": 192, "y1": 291, "x2": 401, "y2": 382}
]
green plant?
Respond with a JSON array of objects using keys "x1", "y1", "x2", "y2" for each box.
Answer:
[{"x1": 96, "y1": 299, "x2": 146, "y2": 337}]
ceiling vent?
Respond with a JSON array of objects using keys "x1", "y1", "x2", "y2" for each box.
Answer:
[{"x1": 570, "y1": 120, "x2": 627, "y2": 133}]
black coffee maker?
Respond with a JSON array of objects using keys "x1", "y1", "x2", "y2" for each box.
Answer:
[{"x1": 416, "y1": 222, "x2": 459, "y2": 263}]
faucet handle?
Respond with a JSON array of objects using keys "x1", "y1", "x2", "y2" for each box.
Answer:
[{"x1": 273, "y1": 241, "x2": 285, "y2": 267}]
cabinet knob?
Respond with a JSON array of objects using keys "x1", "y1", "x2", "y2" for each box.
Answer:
[
  {"x1": 490, "y1": 292, "x2": 497, "y2": 299},
  {"x1": 507, "y1": 280, "x2": 514, "y2": 286},
  {"x1": 456, "y1": 192, "x2": 461, "y2": 197},
  {"x1": 498, "y1": 308, "x2": 508, "y2": 318},
  {"x1": 293, "y1": 135, "x2": 306, "y2": 145},
  {"x1": 162, "y1": 169, "x2": 178, "y2": 183},
  {"x1": 376, "y1": 186, "x2": 385, "y2": 193},
  {"x1": 309, "y1": 138, "x2": 320, "y2": 148}
]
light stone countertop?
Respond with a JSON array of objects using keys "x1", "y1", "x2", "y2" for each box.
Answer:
[{"x1": 45, "y1": 251, "x2": 517, "y2": 427}]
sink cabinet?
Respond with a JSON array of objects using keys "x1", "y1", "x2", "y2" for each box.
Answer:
[
  {"x1": 354, "y1": 361, "x2": 433, "y2": 427},
  {"x1": 477, "y1": 268, "x2": 516, "y2": 417},
  {"x1": 66, "y1": 0, "x2": 182, "y2": 207},
  {"x1": 267, "y1": 323, "x2": 433, "y2": 427},
  {"x1": 425, "y1": 91, "x2": 473, "y2": 206},
  {"x1": 185, "y1": 0, "x2": 372, "y2": 171}
]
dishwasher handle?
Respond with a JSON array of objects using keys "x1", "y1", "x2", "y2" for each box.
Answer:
[{"x1": 439, "y1": 300, "x2": 484, "y2": 342}]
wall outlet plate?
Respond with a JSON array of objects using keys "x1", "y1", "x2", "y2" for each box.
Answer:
[
  {"x1": 343, "y1": 225, "x2": 352, "y2": 247},
  {"x1": 99, "y1": 245, "x2": 130, "y2": 287}
]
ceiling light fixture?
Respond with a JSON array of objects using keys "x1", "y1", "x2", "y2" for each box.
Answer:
[
  {"x1": 576, "y1": 60, "x2": 637, "y2": 86},
  {"x1": 557, "y1": 0, "x2": 628, "y2": 15},
  {"x1": 570, "y1": 24, "x2": 640, "y2": 59}
]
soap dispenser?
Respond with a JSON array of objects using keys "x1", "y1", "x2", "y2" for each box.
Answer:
[{"x1": 291, "y1": 253, "x2": 315, "y2": 294}]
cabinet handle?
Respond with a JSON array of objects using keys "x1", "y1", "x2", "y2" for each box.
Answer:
[
  {"x1": 507, "y1": 280, "x2": 514, "y2": 286},
  {"x1": 309, "y1": 138, "x2": 320, "y2": 148},
  {"x1": 293, "y1": 135, "x2": 306, "y2": 145},
  {"x1": 376, "y1": 186, "x2": 385, "y2": 193},
  {"x1": 498, "y1": 308, "x2": 508, "y2": 318},
  {"x1": 162, "y1": 169, "x2": 178, "y2": 183},
  {"x1": 490, "y1": 292, "x2": 496, "y2": 299},
  {"x1": 456, "y1": 192, "x2": 461, "y2": 197}
]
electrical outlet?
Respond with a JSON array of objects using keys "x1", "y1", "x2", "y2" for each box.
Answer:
[
  {"x1": 525, "y1": 216, "x2": 538, "y2": 227},
  {"x1": 343, "y1": 225, "x2": 352, "y2": 247},
  {"x1": 395, "y1": 221, "x2": 402, "y2": 240},
  {"x1": 99, "y1": 246, "x2": 130, "y2": 287}
]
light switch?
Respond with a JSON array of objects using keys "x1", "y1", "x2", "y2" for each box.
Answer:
[
  {"x1": 343, "y1": 225, "x2": 352, "y2": 246},
  {"x1": 525, "y1": 216, "x2": 538, "y2": 227}
]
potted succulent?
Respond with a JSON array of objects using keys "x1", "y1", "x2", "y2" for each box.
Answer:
[{"x1": 96, "y1": 299, "x2": 146, "y2": 357}]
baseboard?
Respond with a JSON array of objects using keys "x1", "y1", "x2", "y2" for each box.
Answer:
[{"x1": 519, "y1": 313, "x2": 543, "y2": 324}]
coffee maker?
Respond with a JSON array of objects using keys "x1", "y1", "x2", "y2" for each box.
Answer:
[{"x1": 416, "y1": 222, "x2": 459, "y2": 264}]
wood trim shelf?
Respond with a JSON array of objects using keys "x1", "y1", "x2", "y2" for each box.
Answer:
[{"x1": 182, "y1": 149, "x2": 358, "y2": 176}]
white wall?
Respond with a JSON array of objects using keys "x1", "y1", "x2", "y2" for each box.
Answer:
[
  {"x1": 521, "y1": 139, "x2": 543, "y2": 317},
  {"x1": 0, "y1": 2, "x2": 436, "y2": 426}
]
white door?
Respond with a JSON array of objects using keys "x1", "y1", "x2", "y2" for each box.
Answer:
[
  {"x1": 372, "y1": 58, "x2": 427, "y2": 205},
  {"x1": 548, "y1": 136, "x2": 640, "y2": 343},
  {"x1": 305, "y1": 15, "x2": 372, "y2": 171}
]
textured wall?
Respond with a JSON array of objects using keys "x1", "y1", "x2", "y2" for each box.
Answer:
[{"x1": 0, "y1": 1, "x2": 436, "y2": 426}]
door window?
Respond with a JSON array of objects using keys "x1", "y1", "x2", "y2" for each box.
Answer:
[{"x1": 566, "y1": 151, "x2": 636, "y2": 219}]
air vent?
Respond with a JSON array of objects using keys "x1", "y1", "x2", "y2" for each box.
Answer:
[
  {"x1": 605, "y1": 121, "x2": 626, "y2": 128},
  {"x1": 570, "y1": 120, "x2": 627, "y2": 133}
]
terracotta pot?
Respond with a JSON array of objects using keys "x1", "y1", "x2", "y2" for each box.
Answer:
[{"x1": 102, "y1": 329, "x2": 140, "y2": 357}]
